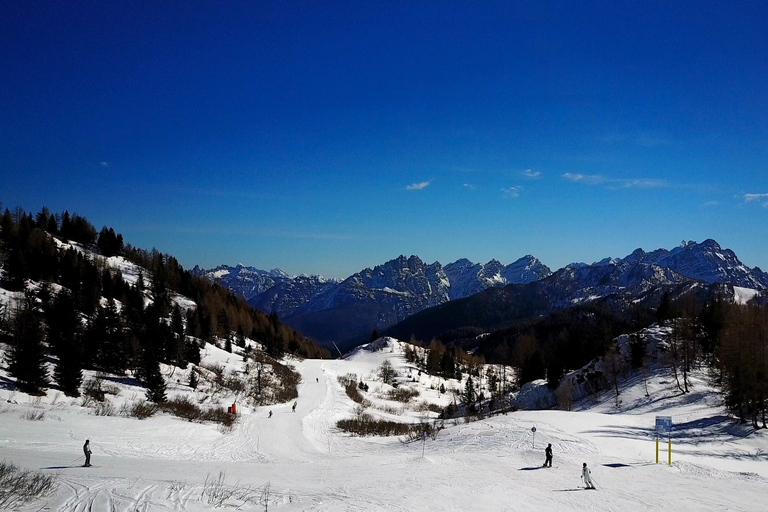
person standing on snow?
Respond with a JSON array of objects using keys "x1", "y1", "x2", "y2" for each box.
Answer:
[
  {"x1": 83, "y1": 439, "x2": 92, "y2": 467},
  {"x1": 581, "y1": 462, "x2": 595, "y2": 489},
  {"x1": 292, "y1": 401, "x2": 297, "y2": 412},
  {"x1": 544, "y1": 443, "x2": 553, "y2": 467}
]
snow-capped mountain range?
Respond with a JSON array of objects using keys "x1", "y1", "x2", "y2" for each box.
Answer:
[
  {"x1": 193, "y1": 255, "x2": 551, "y2": 345},
  {"x1": 569, "y1": 239, "x2": 768, "y2": 289},
  {"x1": 194, "y1": 240, "x2": 767, "y2": 347}
]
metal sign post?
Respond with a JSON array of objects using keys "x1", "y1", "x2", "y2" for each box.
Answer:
[
  {"x1": 655, "y1": 416, "x2": 672, "y2": 465},
  {"x1": 531, "y1": 426, "x2": 536, "y2": 449}
]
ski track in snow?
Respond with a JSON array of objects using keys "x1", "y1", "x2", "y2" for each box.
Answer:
[{"x1": 3, "y1": 341, "x2": 768, "y2": 511}]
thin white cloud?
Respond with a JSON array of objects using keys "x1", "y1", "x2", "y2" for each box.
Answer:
[
  {"x1": 702, "y1": 201, "x2": 720, "y2": 207},
  {"x1": 620, "y1": 178, "x2": 668, "y2": 189},
  {"x1": 501, "y1": 186, "x2": 522, "y2": 199},
  {"x1": 100, "y1": 161, "x2": 109, "y2": 167},
  {"x1": 562, "y1": 173, "x2": 667, "y2": 189},
  {"x1": 463, "y1": 183, "x2": 476, "y2": 190},
  {"x1": 521, "y1": 169, "x2": 541, "y2": 179},
  {"x1": 744, "y1": 193, "x2": 768, "y2": 207},
  {"x1": 406, "y1": 181, "x2": 431, "y2": 190},
  {"x1": 562, "y1": 173, "x2": 608, "y2": 185}
]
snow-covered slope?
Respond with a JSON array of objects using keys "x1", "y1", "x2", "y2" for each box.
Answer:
[{"x1": 2, "y1": 336, "x2": 767, "y2": 511}]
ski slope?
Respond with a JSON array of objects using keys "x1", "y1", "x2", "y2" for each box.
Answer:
[{"x1": 2, "y1": 338, "x2": 767, "y2": 511}]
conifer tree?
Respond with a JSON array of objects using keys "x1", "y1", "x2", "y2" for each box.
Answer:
[
  {"x1": 88, "y1": 298, "x2": 128, "y2": 374},
  {"x1": 140, "y1": 349, "x2": 167, "y2": 403},
  {"x1": 47, "y1": 290, "x2": 83, "y2": 396},
  {"x1": 8, "y1": 306, "x2": 49, "y2": 395},
  {"x1": 656, "y1": 292, "x2": 676, "y2": 325},
  {"x1": 463, "y1": 375, "x2": 476, "y2": 412}
]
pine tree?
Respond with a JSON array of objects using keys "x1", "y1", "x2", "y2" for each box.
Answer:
[
  {"x1": 47, "y1": 290, "x2": 83, "y2": 396},
  {"x1": 95, "y1": 298, "x2": 128, "y2": 375},
  {"x1": 140, "y1": 349, "x2": 167, "y2": 403},
  {"x1": 8, "y1": 306, "x2": 49, "y2": 395},
  {"x1": 463, "y1": 375, "x2": 475, "y2": 408},
  {"x1": 656, "y1": 292, "x2": 676, "y2": 325}
]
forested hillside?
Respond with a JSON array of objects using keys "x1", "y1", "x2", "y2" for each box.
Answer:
[{"x1": 0, "y1": 206, "x2": 329, "y2": 398}]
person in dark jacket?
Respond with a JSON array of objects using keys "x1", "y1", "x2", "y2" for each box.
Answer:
[
  {"x1": 83, "y1": 439, "x2": 92, "y2": 467},
  {"x1": 544, "y1": 443, "x2": 553, "y2": 467}
]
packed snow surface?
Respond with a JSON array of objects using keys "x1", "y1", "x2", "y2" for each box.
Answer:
[{"x1": 2, "y1": 338, "x2": 767, "y2": 511}]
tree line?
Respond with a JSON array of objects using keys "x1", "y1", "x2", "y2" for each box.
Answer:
[
  {"x1": 0, "y1": 206, "x2": 329, "y2": 400},
  {"x1": 657, "y1": 292, "x2": 768, "y2": 428}
]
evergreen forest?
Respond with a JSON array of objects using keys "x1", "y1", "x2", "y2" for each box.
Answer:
[{"x1": 0, "y1": 206, "x2": 330, "y2": 400}]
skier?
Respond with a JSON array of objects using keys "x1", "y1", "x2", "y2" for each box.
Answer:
[
  {"x1": 581, "y1": 462, "x2": 595, "y2": 489},
  {"x1": 83, "y1": 439, "x2": 92, "y2": 467},
  {"x1": 268, "y1": 410, "x2": 272, "y2": 418},
  {"x1": 543, "y1": 443, "x2": 553, "y2": 467},
  {"x1": 292, "y1": 401, "x2": 297, "y2": 412}
]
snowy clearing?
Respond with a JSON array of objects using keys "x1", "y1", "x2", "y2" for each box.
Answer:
[{"x1": 1, "y1": 338, "x2": 767, "y2": 511}]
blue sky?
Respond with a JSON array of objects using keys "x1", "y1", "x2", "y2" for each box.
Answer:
[{"x1": 2, "y1": 1, "x2": 767, "y2": 278}]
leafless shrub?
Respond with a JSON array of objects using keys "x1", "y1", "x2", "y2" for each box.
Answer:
[
  {"x1": 260, "y1": 481, "x2": 271, "y2": 511},
  {"x1": 337, "y1": 415, "x2": 436, "y2": 437},
  {"x1": 336, "y1": 374, "x2": 358, "y2": 387},
  {"x1": 400, "y1": 420, "x2": 444, "y2": 443},
  {"x1": 378, "y1": 360, "x2": 397, "y2": 384},
  {"x1": 101, "y1": 382, "x2": 121, "y2": 396},
  {"x1": 414, "y1": 401, "x2": 443, "y2": 414},
  {"x1": 0, "y1": 460, "x2": 57, "y2": 509},
  {"x1": 160, "y1": 396, "x2": 237, "y2": 427},
  {"x1": 200, "y1": 470, "x2": 259, "y2": 508},
  {"x1": 341, "y1": 379, "x2": 370, "y2": 407},
  {"x1": 90, "y1": 399, "x2": 115, "y2": 416},
  {"x1": 20, "y1": 409, "x2": 46, "y2": 421},
  {"x1": 81, "y1": 379, "x2": 105, "y2": 404},
  {"x1": 387, "y1": 387, "x2": 419, "y2": 403},
  {"x1": 166, "y1": 480, "x2": 186, "y2": 499},
  {"x1": 202, "y1": 363, "x2": 225, "y2": 380},
  {"x1": 375, "y1": 404, "x2": 404, "y2": 415},
  {"x1": 223, "y1": 374, "x2": 247, "y2": 393},
  {"x1": 247, "y1": 353, "x2": 301, "y2": 406},
  {"x1": 270, "y1": 360, "x2": 300, "y2": 403},
  {"x1": 201, "y1": 471, "x2": 232, "y2": 507},
  {"x1": 119, "y1": 401, "x2": 158, "y2": 419}
]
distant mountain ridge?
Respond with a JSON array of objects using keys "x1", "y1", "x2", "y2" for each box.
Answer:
[
  {"x1": 194, "y1": 240, "x2": 767, "y2": 348},
  {"x1": 193, "y1": 254, "x2": 552, "y2": 346},
  {"x1": 568, "y1": 239, "x2": 768, "y2": 290},
  {"x1": 385, "y1": 239, "x2": 768, "y2": 344}
]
